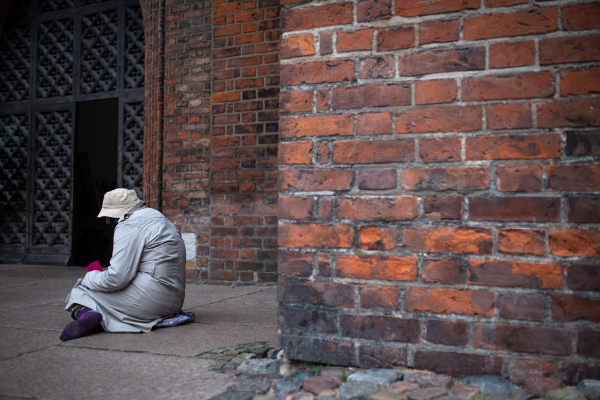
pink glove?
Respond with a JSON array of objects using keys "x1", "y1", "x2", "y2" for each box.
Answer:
[{"x1": 86, "y1": 260, "x2": 103, "y2": 272}]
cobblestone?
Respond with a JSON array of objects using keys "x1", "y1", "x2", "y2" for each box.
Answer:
[{"x1": 205, "y1": 342, "x2": 600, "y2": 400}]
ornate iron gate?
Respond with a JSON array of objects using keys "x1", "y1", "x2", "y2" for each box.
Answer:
[{"x1": 0, "y1": 0, "x2": 144, "y2": 264}]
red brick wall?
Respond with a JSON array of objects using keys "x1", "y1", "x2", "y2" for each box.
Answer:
[
  {"x1": 278, "y1": 0, "x2": 600, "y2": 384},
  {"x1": 141, "y1": 0, "x2": 280, "y2": 283}
]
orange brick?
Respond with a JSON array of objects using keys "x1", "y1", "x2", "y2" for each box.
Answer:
[
  {"x1": 280, "y1": 114, "x2": 354, "y2": 138},
  {"x1": 278, "y1": 141, "x2": 313, "y2": 165},
  {"x1": 462, "y1": 72, "x2": 555, "y2": 101},
  {"x1": 498, "y1": 228, "x2": 546, "y2": 255},
  {"x1": 415, "y1": 79, "x2": 457, "y2": 105},
  {"x1": 336, "y1": 196, "x2": 418, "y2": 221},
  {"x1": 560, "y1": 67, "x2": 600, "y2": 96},
  {"x1": 359, "y1": 226, "x2": 398, "y2": 250},
  {"x1": 549, "y1": 229, "x2": 600, "y2": 257},
  {"x1": 490, "y1": 41, "x2": 535, "y2": 69},
  {"x1": 281, "y1": 3, "x2": 353, "y2": 32},
  {"x1": 419, "y1": 19, "x2": 460, "y2": 45},
  {"x1": 464, "y1": 8, "x2": 558, "y2": 40},
  {"x1": 279, "y1": 169, "x2": 354, "y2": 191},
  {"x1": 337, "y1": 255, "x2": 418, "y2": 281},
  {"x1": 278, "y1": 223, "x2": 354, "y2": 248},
  {"x1": 397, "y1": 0, "x2": 479, "y2": 17},
  {"x1": 281, "y1": 34, "x2": 316, "y2": 59},
  {"x1": 332, "y1": 139, "x2": 415, "y2": 164},
  {"x1": 403, "y1": 226, "x2": 493, "y2": 254},
  {"x1": 496, "y1": 166, "x2": 543, "y2": 192},
  {"x1": 562, "y1": 2, "x2": 600, "y2": 31},
  {"x1": 280, "y1": 90, "x2": 312, "y2": 113},
  {"x1": 337, "y1": 29, "x2": 374, "y2": 52},
  {"x1": 405, "y1": 288, "x2": 494, "y2": 316},
  {"x1": 278, "y1": 197, "x2": 314, "y2": 220}
]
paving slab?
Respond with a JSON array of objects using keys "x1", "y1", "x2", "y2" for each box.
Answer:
[
  {"x1": 0, "y1": 264, "x2": 279, "y2": 399},
  {"x1": 0, "y1": 326, "x2": 61, "y2": 360},
  {"x1": 0, "y1": 346, "x2": 235, "y2": 400}
]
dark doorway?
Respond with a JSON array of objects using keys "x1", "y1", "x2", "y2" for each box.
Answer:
[{"x1": 71, "y1": 98, "x2": 119, "y2": 267}]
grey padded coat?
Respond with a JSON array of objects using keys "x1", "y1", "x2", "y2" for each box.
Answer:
[{"x1": 65, "y1": 202, "x2": 186, "y2": 333}]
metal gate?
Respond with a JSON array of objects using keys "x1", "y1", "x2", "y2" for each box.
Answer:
[{"x1": 0, "y1": 0, "x2": 144, "y2": 264}]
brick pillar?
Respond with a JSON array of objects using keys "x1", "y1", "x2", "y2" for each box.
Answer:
[
  {"x1": 278, "y1": 0, "x2": 600, "y2": 384},
  {"x1": 209, "y1": 0, "x2": 280, "y2": 282}
]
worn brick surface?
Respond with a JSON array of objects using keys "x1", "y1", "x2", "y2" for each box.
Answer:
[{"x1": 275, "y1": 0, "x2": 600, "y2": 382}]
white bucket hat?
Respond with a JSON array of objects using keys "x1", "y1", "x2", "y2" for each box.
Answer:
[{"x1": 97, "y1": 188, "x2": 140, "y2": 219}]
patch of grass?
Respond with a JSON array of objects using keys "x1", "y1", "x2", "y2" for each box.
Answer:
[
  {"x1": 308, "y1": 363, "x2": 330, "y2": 376},
  {"x1": 340, "y1": 371, "x2": 348, "y2": 382}
]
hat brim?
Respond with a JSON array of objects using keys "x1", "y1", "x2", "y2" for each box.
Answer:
[{"x1": 98, "y1": 206, "x2": 131, "y2": 219}]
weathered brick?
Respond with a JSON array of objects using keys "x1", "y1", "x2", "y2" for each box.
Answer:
[
  {"x1": 359, "y1": 285, "x2": 399, "y2": 309},
  {"x1": 280, "y1": 114, "x2": 353, "y2": 138},
  {"x1": 423, "y1": 197, "x2": 463, "y2": 220},
  {"x1": 397, "y1": 48, "x2": 485, "y2": 76},
  {"x1": 489, "y1": 40, "x2": 536, "y2": 68},
  {"x1": 507, "y1": 358, "x2": 557, "y2": 385},
  {"x1": 415, "y1": 79, "x2": 457, "y2": 105},
  {"x1": 337, "y1": 254, "x2": 418, "y2": 281},
  {"x1": 496, "y1": 166, "x2": 542, "y2": 192},
  {"x1": 281, "y1": 33, "x2": 315, "y2": 59},
  {"x1": 468, "y1": 260, "x2": 562, "y2": 289},
  {"x1": 549, "y1": 228, "x2": 600, "y2": 257},
  {"x1": 358, "y1": 168, "x2": 397, "y2": 190},
  {"x1": 422, "y1": 259, "x2": 462, "y2": 284},
  {"x1": 333, "y1": 84, "x2": 411, "y2": 110},
  {"x1": 485, "y1": 0, "x2": 528, "y2": 8},
  {"x1": 279, "y1": 196, "x2": 313, "y2": 220},
  {"x1": 552, "y1": 295, "x2": 600, "y2": 323},
  {"x1": 463, "y1": 72, "x2": 555, "y2": 101},
  {"x1": 548, "y1": 164, "x2": 600, "y2": 191},
  {"x1": 359, "y1": 226, "x2": 398, "y2": 250},
  {"x1": 559, "y1": 363, "x2": 600, "y2": 386},
  {"x1": 396, "y1": 0, "x2": 479, "y2": 17},
  {"x1": 280, "y1": 335, "x2": 354, "y2": 366},
  {"x1": 337, "y1": 29, "x2": 373, "y2": 52},
  {"x1": 464, "y1": 9, "x2": 558, "y2": 40},
  {"x1": 358, "y1": 56, "x2": 395, "y2": 79},
  {"x1": 395, "y1": 106, "x2": 482, "y2": 134},
  {"x1": 426, "y1": 319, "x2": 468, "y2": 346},
  {"x1": 278, "y1": 141, "x2": 312, "y2": 165},
  {"x1": 405, "y1": 288, "x2": 495, "y2": 316},
  {"x1": 469, "y1": 197, "x2": 560, "y2": 222},
  {"x1": 499, "y1": 293, "x2": 545, "y2": 321},
  {"x1": 278, "y1": 250, "x2": 313, "y2": 277},
  {"x1": 401, "y1": 167, "x2": 489, "y2": 191},
  {"x1": 419, "y1": 19, "x2": 460, "y2": 45},
  {"x1": 341, "y1": 314, "x2": 420, "y2": 342},
  {"x1": 420, "y1": 137, "x2": 461, "y2": 163},
  {"x1": 473, "y1": 323, "x2": 572, "y2": 356},
  {"x1": 357, "y1": 0, "x2": 392, "y2": 22},
  {"x1": 333, "y1": 139, "x2": 415, "y2": 164},
  {"x1": 560, "y1": 67, "x2": 600, "y2": 96},
  {"x1": 280, "y1": 3, "x2": 353, "y2": 32},
  {"x1": 540, "y1": 34, "x2": 600, "y2": 65},
  {"x1": 414, "y1": 351, "x2": 503, "y2": 378},
  {"x1": 376, "y1": 26, "x2": 415, "y2": 51},
  {"x1": 358, "y1": 344, "x2": 407, "y2": 369},
  {"x1": 578, "y1": 330, "x2": 600, "y2": 358},
  {"x1": 336, "y1": 196, "x2": 418, "y2": 221},
  {"x1": 498, "y1": 228, "x2": 545, "y2": 256},
  {"x1": 487, "y1": 103, "x2": 532, "y2": 130},
  {"x1": 357, "y1": 112, "x2": 393, "y2": 136},
  {"x1": 278, "y1": 223, "x2": 354, "y2": 248},
  {"x1": 279, "y1": 279, "x2": 355, "y2": 308},
  {"x1": 320, "y1": 32, "x2": 333, "y2": 55},
  {"x1": 566, "y1": 131, "x2": 600, "y2": 157},
  {"x1": 568, "y1": 197, "x2": 600, "y2": 223},
  {"x1": 403, "y1": 226, "x2": 493, "y2": 254},
  {"x1": 562, "y1": 2, "x2": 600, "y2": 31},
  {"x1": 568, "y1": 264, "x2": 600, "y2": 291},
  {"x1": 281, "y1": 59, "x2": 355, "y2": 86}
]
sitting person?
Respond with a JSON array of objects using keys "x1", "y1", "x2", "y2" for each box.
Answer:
[{"x1": 61, "y1": 188, "x2": 189, "y2": 341}]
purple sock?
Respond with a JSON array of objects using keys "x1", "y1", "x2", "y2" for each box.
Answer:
[{"x1": 60, "y1": 307, "x2": 103, "y2": 341}]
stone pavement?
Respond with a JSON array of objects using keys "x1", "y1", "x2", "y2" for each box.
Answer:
[{"x1": 0, "y1": 264, "x2": 279, "y2": 400}]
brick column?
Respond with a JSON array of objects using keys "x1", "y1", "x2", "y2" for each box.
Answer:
[{"x1": 278, "y1": 0, "x2": 600, "y2": 384}]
